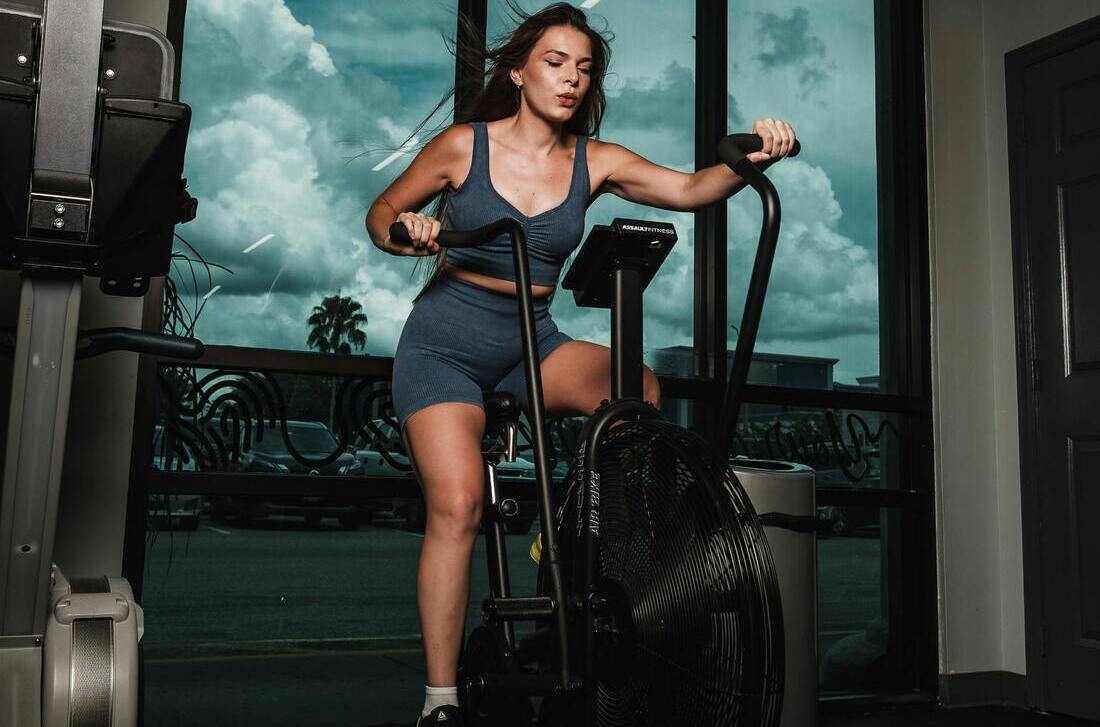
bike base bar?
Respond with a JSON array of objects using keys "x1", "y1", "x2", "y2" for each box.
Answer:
[
  {"x1": 466, "y1": 672, "x2": 578, "y2": 697},
  {"x1": 482, "y1": 595, "x2": 556, "y2": 621}
]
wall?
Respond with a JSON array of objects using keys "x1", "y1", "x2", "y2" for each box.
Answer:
[{"x1": 926, "y1": 0, "x2": 1100, "y2": 681}]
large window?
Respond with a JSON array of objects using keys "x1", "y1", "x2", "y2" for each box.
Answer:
[
  {"x1": 725, "y1": 1, "x2": 921, "y2": 697},
  {"x1": 726, "y1": 0, "x2": 881, "y2": 391},
  {"x1": 174, "y1": 0, "x2": 457, "y2": 357}
]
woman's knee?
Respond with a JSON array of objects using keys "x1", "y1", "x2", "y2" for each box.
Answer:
[
  {"x1": 401, "y1": 402, "x2": 487, "y2": 537},
  {"x1": 426, "y1": 490, "x2": 483, "y2": 536}
]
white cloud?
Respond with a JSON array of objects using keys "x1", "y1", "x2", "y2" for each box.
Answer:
[
  {"x1": 727, "y1": 159, "x2": 878, "y2": 343},
  {"x1": 181, "y1": 91, "x2": 428, "y2": 354},
  {"x1": 307, "y1": 41, "x2": 337, "y2": 77},
  {"x1": 192, "y1": 0, "x2": 335, "y2": 79},
  {"x1": 376, "y1": 116, "x2": 413, "y2": 147}
]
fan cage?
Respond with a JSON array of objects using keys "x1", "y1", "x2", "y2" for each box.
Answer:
[{"x1": 553, "y1": 417, "x2": 785, "y2": 727}]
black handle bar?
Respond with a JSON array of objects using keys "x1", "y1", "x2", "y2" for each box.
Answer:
[
  {"x1": 389, "y1": 219, "x2": 549, "y2": 454},
  {"x1": 391, "y1": 214, "x2": 557, "y2": 491},
  {"x1": 387, "y1": 218, "x2": 522, "y2": 249},
  {"x1": 392, "y1": 215, "x2": 571, "y2": 689},
  {"x1": 719, "y1": 133, "x2": 801, "y2": 170},
  {"x1": 714, "y1": 134, "x2": 799, "y2": 463},
  {"x1": 76, "y1": 327, "x2": 205, "y2": 360}
]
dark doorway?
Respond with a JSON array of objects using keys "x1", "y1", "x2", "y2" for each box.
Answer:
[{"x1": 1008, "y1": 13, "x2": 1100, "y2": 724}]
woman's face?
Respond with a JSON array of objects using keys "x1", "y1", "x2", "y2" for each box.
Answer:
[{"x1": 510, "y1": 24, "x2": 593, "y2": 122}]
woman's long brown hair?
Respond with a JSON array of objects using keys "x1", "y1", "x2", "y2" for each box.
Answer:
[{"x1": 406, "y1": 2, "x2": 614, "y2": 300}]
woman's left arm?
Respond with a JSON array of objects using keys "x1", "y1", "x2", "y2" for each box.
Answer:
[{"x1": 595, "y1": 118, "x2": 796, "y2": 211}]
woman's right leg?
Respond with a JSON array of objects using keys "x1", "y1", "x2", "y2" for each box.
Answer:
[{"x1": 402, "y1": 401, "x2": 487, "y2": 688}]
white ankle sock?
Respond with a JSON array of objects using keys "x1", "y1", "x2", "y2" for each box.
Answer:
[{"x1": 422, "y1": 685, "x2": 459, "y2": 717}]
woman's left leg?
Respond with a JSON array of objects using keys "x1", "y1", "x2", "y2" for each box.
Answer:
[{"x1": 499, "y1": 339, "x2": 661, "y2": 417}]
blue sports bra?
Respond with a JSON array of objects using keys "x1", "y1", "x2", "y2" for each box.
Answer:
[{"x1": 443, "y1": 121, "x2": 590, "y2": 287}]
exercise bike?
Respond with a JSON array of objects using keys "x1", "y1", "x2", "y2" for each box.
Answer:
[
  {"x1": 0, "y1": 1, "x2": 201, "y2": 724},
  {"x1": 390, "y1": 133, "x2": 799, "y2": 726}
]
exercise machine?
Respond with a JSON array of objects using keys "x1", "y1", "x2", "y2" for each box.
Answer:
[
  {"x1": 389, "y1": 132, "x2": 800, "y2": 726},
  {"x1": 0, "y1": 1, "x2": 200, "y2": 724}
]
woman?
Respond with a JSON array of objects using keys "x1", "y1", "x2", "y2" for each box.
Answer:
[{"x1": 365, "y1": 4, "x2": 796, "y2": 724}]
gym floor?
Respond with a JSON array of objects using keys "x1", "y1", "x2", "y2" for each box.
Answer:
[
  {"x1": 369, "y1": 703, "x2": 1099, "y2": 727},
  {"x1": 822, "y1": 703, "x2": 1098, "y2": 726}
]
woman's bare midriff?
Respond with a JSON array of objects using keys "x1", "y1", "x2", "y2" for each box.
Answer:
[{"x1": 442, "y1": 262, "x2": 555, "y2": 298}]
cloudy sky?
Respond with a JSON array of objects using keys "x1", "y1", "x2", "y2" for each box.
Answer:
[{"x1": 174, "y1": 0, "x2": 879, "y2": 386}]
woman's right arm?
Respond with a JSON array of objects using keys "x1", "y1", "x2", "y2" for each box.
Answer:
[{"x1": 365, "y1": 124, "x2": 472, "y2": 256}]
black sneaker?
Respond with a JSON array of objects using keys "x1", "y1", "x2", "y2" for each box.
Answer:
[{"x1": 416, "y1": 704, "x2": 463, "y2": 726}]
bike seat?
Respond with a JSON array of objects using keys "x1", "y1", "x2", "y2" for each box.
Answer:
[{"x1": 482, "y1": 391, "x2": 520, "y2": 436}]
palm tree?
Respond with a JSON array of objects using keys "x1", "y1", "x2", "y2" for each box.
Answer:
[
  {"x1": 306, "y1": 294, "x2": 368, "y2": 429},
  {"x1": 307, "y1": 294, "x2": 368, "y2": 354}
]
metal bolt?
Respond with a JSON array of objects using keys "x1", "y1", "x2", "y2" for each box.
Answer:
[
  {"x1": 104, "y1": 68, "x2": 116, "y2": 80},
  {"x1": 16, "y1": 54, "x2": 29, "y2": 66},
  {"x1": 53, "y1": 203, "x2": 66, "y2": 215},
  {"x1": 52, "y1": 218, "x2": 64, "y2": 229}
]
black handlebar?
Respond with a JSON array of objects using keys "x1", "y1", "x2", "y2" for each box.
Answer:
[
  {"x1": 719, "y1": 133, "x2": 801, "y2": 171},
  {"x1": 714, "y1": 134, "x2": 798, "y2": 463},
  {"x1": 76, "y1": 328, "x2": 205, "y2": 360},
  {"x1": 387, "y1": 218, "x2": 522, "y2": 249}
]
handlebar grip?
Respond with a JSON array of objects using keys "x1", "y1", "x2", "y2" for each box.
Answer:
[
  {"x1": 387, "y1": 222, "x2": 413, "y2": 244},
  {"x1": 718, "y1": 133, "x2": 801, "y2": 171},
  {"x1": 147, "y1": 332, "x2": 205, "y2": 360},
  {"x1": 76, "y1": 328, "x2": 205, "y2": 360},
  {"x1": 388, "y1": 219, "x2": 522, "y2": 249}
]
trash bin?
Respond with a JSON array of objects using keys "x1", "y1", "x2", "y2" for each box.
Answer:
[{"x1": 732, "y1": 458, "x2": 817, "y2": 727}]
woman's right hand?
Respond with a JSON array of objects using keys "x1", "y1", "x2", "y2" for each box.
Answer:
[{"x1": 386, "y1": 212, "x2": 441, "y2": 256}]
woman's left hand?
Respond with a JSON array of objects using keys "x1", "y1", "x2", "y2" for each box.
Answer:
[{"x1": 747, "y1": 117, "x2": 797, "y2": 164}]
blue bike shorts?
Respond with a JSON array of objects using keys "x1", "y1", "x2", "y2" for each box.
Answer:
[{"x1": 391, "y1": 273, "x2": 573, "y2": 428}]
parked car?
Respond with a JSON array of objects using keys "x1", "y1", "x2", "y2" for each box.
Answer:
[
  {"x1": 242, "y1": 419, "x2": 358, "y2": 475},
  {"x1": 209, "y1": 420, "x2": 364, "y2": 529},
  {"x1": 148, "y1": 423, "x2": 201, "y2": 530},
  {"x1": 351, "y1": 417, "x2": 415, "y2": 479}
]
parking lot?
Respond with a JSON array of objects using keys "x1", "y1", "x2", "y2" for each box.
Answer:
[{"x1": 141, "y1": 514, "x2": 882, "y2": 726}]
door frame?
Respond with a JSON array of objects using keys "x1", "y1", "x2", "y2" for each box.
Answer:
[{"x1": 1006, "y1": 12, "x2": 1100, "y2": 713}]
